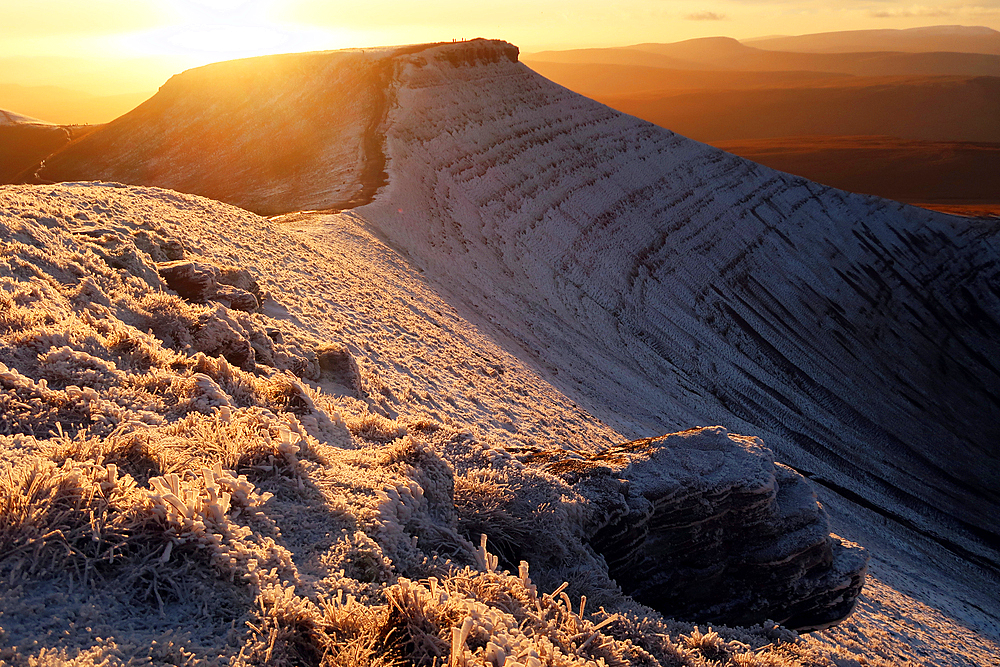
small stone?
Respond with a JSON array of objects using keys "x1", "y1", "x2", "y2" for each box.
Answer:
[
  {"x1": 157, "y1": 260, "x2": 219, "y2": 302},
  {"x1": 218, "y1": 266, "x2": 262, "y2": 301},
  {"x1": 161, "y1": 239, "x2": 185, "y2": 260},
  {"x1": 214, "y1": 285, "x2": 259, "y2": 312}
]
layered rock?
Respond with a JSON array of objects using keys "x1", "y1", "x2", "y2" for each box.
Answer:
[{"x1": 530, "y1": 427, "x2": 868, "y2": 631}]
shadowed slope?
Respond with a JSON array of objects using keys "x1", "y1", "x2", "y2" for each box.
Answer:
[{"x1": 350, "y1": 43, "x2": 1000, "y2": 571}]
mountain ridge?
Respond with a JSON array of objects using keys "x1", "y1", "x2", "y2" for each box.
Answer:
[
  {"x1": 23, "y1": 43, "x2": 1000, "y2": 574},
  {"x1": 525, "y1": 40, "x2": 1000, "y2": 77},
  {"x1": 743, "y1": 25, "x2": 1000, "y2": 55}
]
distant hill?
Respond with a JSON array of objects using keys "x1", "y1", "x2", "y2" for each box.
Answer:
[
  {"x1": 0, "y1": 109, "x2": 51, "y2": 125},
  {"x1": 715, "y1": 135, "x2": 1000, "y2": 204},
  {"x1": 27, "y1": 49, "x2": 413, "y2": 214},
  {"x1": 0, "y1": 109, "x2": 99, "y2": 183},
  {"x1": 0, "y1": 84, "x2": 151, "y2": 126},
  {"x1": 526, "y1": 41, "x2": 1000, "y2": 77},
  {"x1": 744, "y1": 25, "x2": 1000, "y2": 55},
  {"x1": 524, "y1": 62, "x2": 851, "y2": 96}
]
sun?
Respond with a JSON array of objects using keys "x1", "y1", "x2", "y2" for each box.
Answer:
[{"x1": 116, "y1": 0, "x2": 356, "y2": 65}]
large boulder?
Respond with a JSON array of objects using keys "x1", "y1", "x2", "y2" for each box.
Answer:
[{"x1": 529, "y1": 426, "x2": 868, "y2": 631}]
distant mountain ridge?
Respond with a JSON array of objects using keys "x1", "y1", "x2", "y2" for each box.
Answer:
[
  {"x1": 526, "y1": 37, "x2": 1000, "y2": 76},
  {"x1": 0, "y1": 83, "x2": 151, "y2": 126},
  {"x1": 744, "y1": 25, "x2": 1000, "y2": 55},
  {"x1": 521, "y1": 26, "x2": 1000, "y2": 201},
  {"x1": 0, "y1": 108, "x2": 51, "y2": 126}
]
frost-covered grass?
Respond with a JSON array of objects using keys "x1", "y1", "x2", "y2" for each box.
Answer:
[
  {"x1": 0, "y1": 183, "x2": 881, "y2": 666},
  {"x1": 1, "y1": 182, "x2": 996, "y2": 666}
]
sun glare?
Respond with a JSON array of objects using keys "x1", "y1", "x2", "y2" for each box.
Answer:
[{"x1": 115, "y1": 0, "x2": 356, "y2": 65}]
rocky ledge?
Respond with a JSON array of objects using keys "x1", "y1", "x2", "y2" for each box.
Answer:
[{"x1": 527, "y1": 426, "x2": 868, "y2": 631}]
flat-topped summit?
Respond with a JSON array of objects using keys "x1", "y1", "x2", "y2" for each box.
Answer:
[{"x1": 28, "y1": 39, "x2": 518, "y2": 215}]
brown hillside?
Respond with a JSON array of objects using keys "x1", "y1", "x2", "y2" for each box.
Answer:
[
  {"x1": 594, "y1": 76, "x2": 1000, "y2": 142},
  {"x1": 524, "y1": 61, "x2": 853, "y2": 96},
  {"x1": 715, "y1": 136, "x2": 1000, "y2": 204}
]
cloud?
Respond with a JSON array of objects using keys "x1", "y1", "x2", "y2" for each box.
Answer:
[
  {"x1": 685, "y1": 11, "x2": 727, "y2": 20},
  {"x1": 869, "y1": 5, "x2": 953, "y2": 17}
]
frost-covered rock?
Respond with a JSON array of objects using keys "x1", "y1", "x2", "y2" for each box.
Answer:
[
  {"x1": 214, "y1": 284, "x2": 259, "y2": 311},
  {"x1": 157, "y1": 259, "x2": 220, "y2": 302},
  {"x1": 532, "y1": 427, "x2": 868, "y2": 631},
  {"x1": 158, "y1": 260, "x2": 259, "y2": 311}
]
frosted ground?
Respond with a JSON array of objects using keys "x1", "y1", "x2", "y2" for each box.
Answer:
[
  {"x1": 2, "y1": 38, "x2": 1000, "y2": 666},
  {"x1": 1, "y1": 182, "x2": 996, "y2": 666}
]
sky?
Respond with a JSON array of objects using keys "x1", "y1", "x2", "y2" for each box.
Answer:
[{"x1": 1, "y1": 0, "x2": 999, "y2": 93}]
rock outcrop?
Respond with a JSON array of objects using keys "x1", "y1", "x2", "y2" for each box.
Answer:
[
  {"x1": 528, "y1": 427, "x2": 868, "y2": 631},
  {"x1": 157, "y1": 260, "x2": 259, "y2": 311}
]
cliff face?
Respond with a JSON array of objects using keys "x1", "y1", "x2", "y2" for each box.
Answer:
[{"x1": 357, "y1": 41, "x2": 1000, "y2": 570}]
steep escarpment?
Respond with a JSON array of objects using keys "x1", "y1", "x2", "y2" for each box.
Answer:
[{"x1": 352, "y1": 42, "x2": 1000, "y2": 571}]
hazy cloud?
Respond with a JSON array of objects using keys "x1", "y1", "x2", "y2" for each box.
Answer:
[
  {"x1": 870, "y1": 5, "x2": 953, "y2": 17},
  {"x1": 686, "y1": 11, "x2": 727, "y2": 20},
  {"x1": 0, "y1": 0, "x2": 166, "y2": 37}
]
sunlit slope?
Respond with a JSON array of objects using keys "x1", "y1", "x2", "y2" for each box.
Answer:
[
  {"x1": 352, "y1": 42, "x2": 1000, "y2": 568},
  {"x1": 32, "y1": 50, "x2": 396, "y2": 215}
]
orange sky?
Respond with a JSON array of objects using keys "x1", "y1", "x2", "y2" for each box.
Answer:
[{"x1": 2, "y1": 0, "x2": 999, "y2": 94}]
